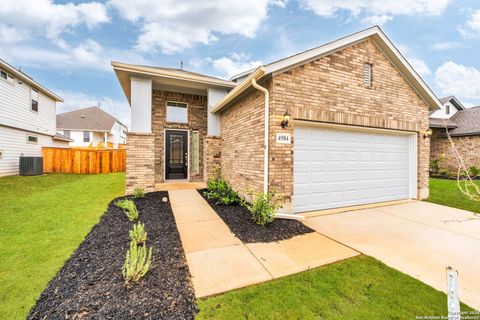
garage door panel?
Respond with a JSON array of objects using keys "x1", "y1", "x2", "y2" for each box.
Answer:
[{"x1": 293, "y1": 125, "x2": 413, "y2": 212}]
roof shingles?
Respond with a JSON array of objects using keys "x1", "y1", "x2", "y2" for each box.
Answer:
[{"x1": 56, "y1": 107, "x2": 123, "y2": 131}]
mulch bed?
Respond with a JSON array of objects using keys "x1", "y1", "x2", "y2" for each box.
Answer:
[
  {"x1": 199, "y1": 189, "x2": 314, "y2": 243},
  {"x1": 28, "y1": 192, "x2": 197, "y2": 320}
]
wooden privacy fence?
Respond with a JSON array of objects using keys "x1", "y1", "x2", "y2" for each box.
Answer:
[{"x1": 42, "y1": 147, "x2": 126, "y2": 174}]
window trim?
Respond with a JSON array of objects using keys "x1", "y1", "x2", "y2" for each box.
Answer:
[
  {"x1": 166, "y1": 100, "x2": 189, "y2": 124},
  {"x1": 363, "y1": 63, "x2": 373, "y2": 88},
  {"x1": 83, "y1": 131, "x2": 90, "y2": 143},
  {"x1": 30, "y1": 88, "x2": 39, "y2": 113},
  {"x1": 26, "y1": 134, "x2": 38, "y2": 144}
]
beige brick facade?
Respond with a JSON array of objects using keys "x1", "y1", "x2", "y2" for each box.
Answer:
[
  {"x1": 152, "y1": 89, "x2": 208, "y2": 183},
  {"x1": 220, "y1": 84, "x2": 270, "y2": 196},
  {"x1": 220, "y1": 39, "x2": 431, "y2": 204},
  {"x1": 125, "y1": 132, "x2": 155, "y2": 194},
  {"x1": 431, "y1": 129, "x2": 480, "y2": 172},
  {"x1": 203, "y1": 136, "x2": 222, "y2": 180}
]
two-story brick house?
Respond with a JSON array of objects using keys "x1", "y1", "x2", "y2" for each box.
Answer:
[
  {"x1": 0, "y1": 58, "x2": 69, "y2": 176},
  {"x1": 113, "y1": 26, "x2": 442, "y2": 213}
]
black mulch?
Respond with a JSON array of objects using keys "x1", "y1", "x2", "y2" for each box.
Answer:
[
  {"x1": 199, "y1": 189, "x2": 314, "y2": 243},
  {"x1": 28, "y1": 192, "x2": 197, "y2": 320}
]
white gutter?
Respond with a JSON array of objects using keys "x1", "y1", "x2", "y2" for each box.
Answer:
[{"x1": 251, "y1": 78, "x2": 269, "y2": 195}]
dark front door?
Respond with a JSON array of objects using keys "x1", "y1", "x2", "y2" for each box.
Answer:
[{"x1": 165, "y1": 130, "x2": 188, "y2": 180}]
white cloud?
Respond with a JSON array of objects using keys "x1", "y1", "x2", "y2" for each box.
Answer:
[
  {"x1": 300, "y1": 0, "x2": 450, "y2": 19},
  {"x1": 0, "y1": 0, "x2": 109, "y2": 43},
  {"x1": 361, "y1": 15, "x2": 393, "y2": 26},
  {"x1": 435, "y1": 61, "x2": 480, "y2": 100},
  {"x1": 0, "y1": 40, "x2": 150, "y2": 72},
  {"x1": 431, "y1": 41, "x2": 463, "y2": 50},
  {"x1": 108, "y1": 0, "x2": 286, "y2": 54},
  {"x1": 57, "y1": 90, "x2": 131, "y2": 129},
  {"x1": 209, "y1": 52, "x2": 262, "y2": 78},
  {"x1": 409, "y1": 58, "x2": 431, "y2": 76},
  {"x1": 458, "y1": 9, "x2": 480, "y2": 39}
]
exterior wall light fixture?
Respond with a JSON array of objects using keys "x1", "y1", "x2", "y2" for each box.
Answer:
[
  {"x1": 423, "y1": 129, "x2": 433, "y2": 139},
  {"x1": 281, "y1": 110, "x2": 291, "y2": 128}
]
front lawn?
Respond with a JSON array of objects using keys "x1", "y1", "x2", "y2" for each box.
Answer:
[
  {"x1": 427, "y1": 178, "x2": 480, "y2": 213},
  {"x1": 197, "y1": 255, "x2": 473, "y2": 319},
  {"x1": 0, "y1": 173, "x2": 125, "y2": 320}
]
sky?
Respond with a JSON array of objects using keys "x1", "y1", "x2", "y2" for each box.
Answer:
[{"x1": 1, "y1": 0, "x2": 480, "y2": 128}]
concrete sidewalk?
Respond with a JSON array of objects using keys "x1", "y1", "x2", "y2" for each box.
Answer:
[{"x1": 168, "y1": 189, "x2": 359, "y2": 298}]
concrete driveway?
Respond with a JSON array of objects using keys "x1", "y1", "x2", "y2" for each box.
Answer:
[{"x1": 304, "y1": 201, "x2": 480, "y2": 310}]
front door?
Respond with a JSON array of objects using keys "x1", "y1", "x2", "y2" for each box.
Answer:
[{"x1": 165, "y1": 130, "x2": 188, "y2": 180}]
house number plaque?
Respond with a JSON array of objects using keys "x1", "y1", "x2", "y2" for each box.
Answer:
[{"x1": 276, "y1": 133, "x2": 291, "y2": 144}]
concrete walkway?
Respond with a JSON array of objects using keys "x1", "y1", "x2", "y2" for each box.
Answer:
[
  {"x1": 168, "y1": 189, "x2": 359, "y2": 298},
  {"x1": 304, "y1": 201, "x2": 480, "y2": 310}
]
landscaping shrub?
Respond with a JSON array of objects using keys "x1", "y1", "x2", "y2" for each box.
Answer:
[
  {"x1": 429, "y1": 159, "x2": 441, "y2": 175},
  {"x1": 204, "y1": 169, "x2": 240, "y2": 205},
  {"x1": 122, "y1": 240, "x2": 153, "y2": 286},
  {"x1": 129, "y1": 222, "x2": 147, "y2": 244},
  {"x1": 133, "y1": 187, "x2": 145, "y2": 199},
  {"x1": 244, "y1": 190, "x2": 282, "y2": 226},
  {"x1": 115, "y1": 199, "x2": 139, "y2": 221},
  {"x1": 468, "y1": 166, "x2": 480, "y2": 178}
]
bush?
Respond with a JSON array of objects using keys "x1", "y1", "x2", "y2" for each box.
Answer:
[
  {"x1": 469, "y1": 166, "x2": 480, "y2": 178},
  {"x1": 430, "y1": 159, "x2": 440, "y2": 174},
  {"x1": 129, "y1": 222, "x2": 147, "y2": 244},
  {"x1": 115, "y1": 199, "x2": 139, "y2": 221},
  {"x1": 133, "y1": 188, "x2": 145, "y2": 199},
  {"x1": 204, "y1": 170, "x2": 240, "y2": 205},
  {"x1": 122, "y1": 240, "x2": 153, "y2": 286},
  {"x1": 244, "y1": 190, "x2": 282, "y2": 226}
]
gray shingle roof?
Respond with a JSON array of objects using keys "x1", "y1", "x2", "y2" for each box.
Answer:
[
  {"x1": 429, "y1": 118, "x2": 457, "y2": 129},
  {"x1": 57, "y1": 107, "x2": 123, "y2": 131},
  {"x1": 448, "y1": 107, "x2": 480, "y2": 136}
]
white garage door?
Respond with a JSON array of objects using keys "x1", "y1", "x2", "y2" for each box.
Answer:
[{"x1": 293, "y1": 125, "x2": 416, "y2": 213}]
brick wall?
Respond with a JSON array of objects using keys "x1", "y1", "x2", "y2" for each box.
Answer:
[
  {"x1": 221, "y1": 38, "x2": 431, "y2": 207},
  {"x1": 269, "y1": 39, "x2": 431, "y2": 202},
  {"x1": 220, "y1": 84, "x2": 270, "y2": 196},
  {"x1": 125, "y1": 132, "x2": 155, "y2": 194},
  {"x1": 152, "y1": 90, "x2": 208, "y2": 183},
  {"x1": 204, "y1": 136, "x2": 222, "y2": 180},
  {"x1": 431, "y1": 130, "x2": 480, "y2": 171}
]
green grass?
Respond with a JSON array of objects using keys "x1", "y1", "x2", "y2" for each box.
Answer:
[
  {"x1": 0, "y1": 173, "x2": 125, "y2": 320},
  {"x1": 197, "y1": 255, "x2": 473, "y2": 319},
  {"x1": 427, "y1": 178, "x2": 480, "y2": 213}
]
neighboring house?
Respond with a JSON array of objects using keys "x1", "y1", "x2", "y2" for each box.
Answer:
[
  {"x1": 56, "y1": 107, "x2": 127, "y2": 148},
  {"x1": 429, "y1": 96, "x2": 480, "y2": 172},
  {"x1": 0, "y1": 58, "x2": 70, "y2": 176},
  {"x1": 112, "y1": 26, "x2": 441, "y2": 213}
]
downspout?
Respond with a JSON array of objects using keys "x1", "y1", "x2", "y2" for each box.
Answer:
[{"x1": 251, "y1": 78, "x2": 269, "y2": 195}]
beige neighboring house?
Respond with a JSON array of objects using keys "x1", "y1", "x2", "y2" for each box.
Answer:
[
  {"x1": 56, "y1": 107, "x2": 127, "y2": 148},
  {"x1": 429, "y1": 96, "x2": 480, "y2": 172},
  {"x1": 112, "y1": 26, "x2": 442, "y2": 213},
  {"x1": 0, "y1": 58, "x2": 70, "y2": 176}
]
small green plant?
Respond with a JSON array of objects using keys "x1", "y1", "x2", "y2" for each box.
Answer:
[
  {"x1": 430, "y1": 159, "x2": 440, "y2": 175},
  {"x1": 129, "y1": 222, "x2": 147, "y2": 244},
  {"x1": 244, "y1": 190, "x2": 282, "y2": 226},
  {"x1": 468, "y1": 166, "x2": 480, "y2": 178},
  {"x1": 115, "y1": 199, "x2": 139, "y2": 221},
  {"x1": 133, "y1": 187, "x2": 145, "y2": 199},
  {"x1": 204, "y1": 169, "x2": 240, "y2": 205},
  {"x1": 122, "y1": 240, "x2": 153, "y2": 285}
]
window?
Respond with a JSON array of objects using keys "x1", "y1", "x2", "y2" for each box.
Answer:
[
  {"x1": 363, "y1": 63, "x2": 372, "y2": 87},
  {"x1": 192, "y1": 131, "x2": 199, "y2": 174},
  {"x1": 63, "y1": 130, "x2": 70, "y2": 139},
  {"x1": 1, "y1": 69, "x2": 14, "y2": 84},
  {"x1": 445, "y1": 104, "x2": 450, "y2": 115},
  {"x1": 26, "y1": 135, "x2": 38, "y2": 144},
  {"x1": 166, "y1": 101, "x2": 188, "y2": 123},
  {"x1": 83, "y1": 131, "x2": 90, "y2": 142},
  {"x1": 31, "y1": 88, "x2": 38, "y2": 112}
]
